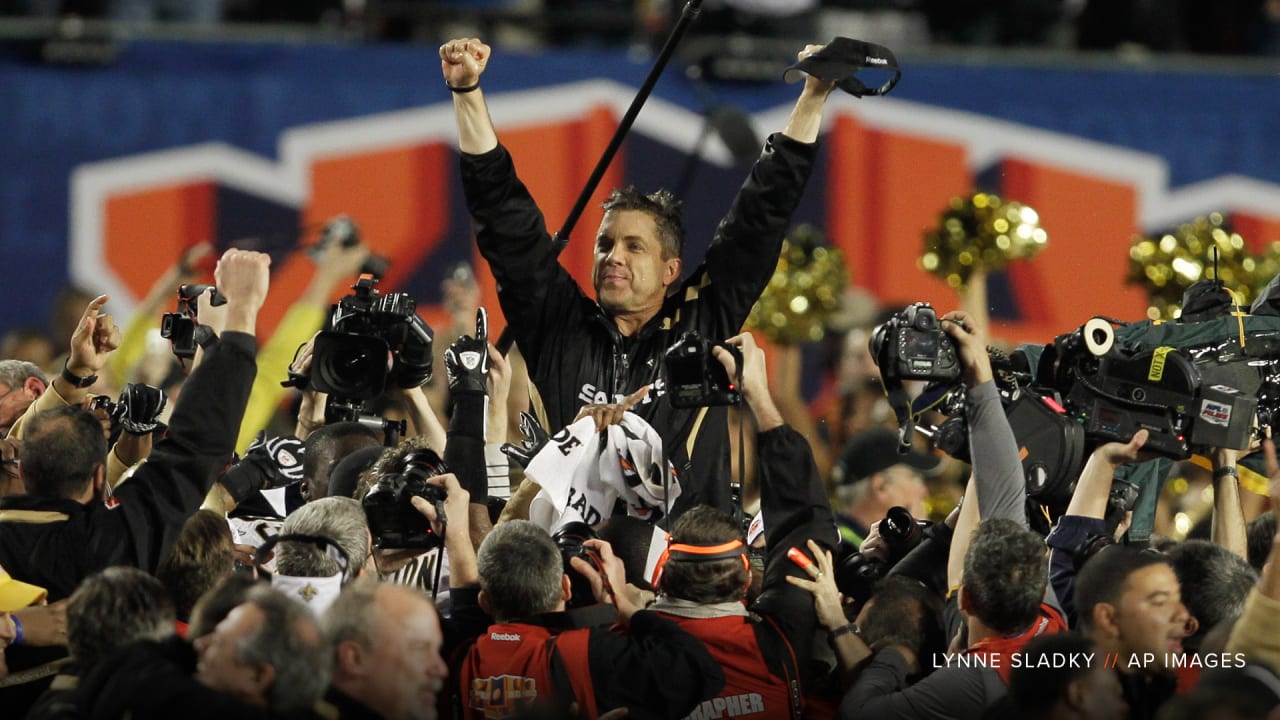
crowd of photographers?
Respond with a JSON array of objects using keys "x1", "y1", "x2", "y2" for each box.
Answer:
[
  {"x1": 3, "y1": 39, "x2": 1280, "y2": 720},
  {"x1": 0, "y1": 245, "x2": 1279, "y2": 720}
]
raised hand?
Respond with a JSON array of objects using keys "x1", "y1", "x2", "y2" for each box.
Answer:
[
  {"x1": 941, "y1": 309, "x2": 993, "y2": 387},
  {"x1": 67, "y1": 295, "x2": 120, "y2": 378},
  {"x1": 439, "y1": 37, "x2": 490, "y2": 90},
  {"x1": 444, "y1": 308, "x2": 490, "y2": 396},
  {"x1": 500, "y1": 411, "x2": 551, "y2": 469}
]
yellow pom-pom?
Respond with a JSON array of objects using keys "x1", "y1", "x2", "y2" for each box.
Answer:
[
  {"x1": 1124, "y1": 214, "x2": 1271, "y2": 320},
  {"x1": 746, "y1": 225, "x2": 848, "y2": 345},
  {"x1": 920, "y1": 192, "x2": 1048, "y2": 288}
]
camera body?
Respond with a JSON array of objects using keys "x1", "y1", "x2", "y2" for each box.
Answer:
[
  {"x1": 311, "y1": 215, "x2": 391, "y2": 279},
  {"x1": 160, "y1": 284, "x2": 226, "y2": 359},
  {"x1": 552, "y1": 521, "x2": 605, "y2": 610},
  {"x1": 871, "y1": 302, "x2": 961, "y2": 384},
  {"x1": 312, "y1": 275, "x2": 434, "y2": 402},
  {"x1": 363, "y1": 448, "x2": 448, "y2": 550},
  {"x1": 664, "y1": 332, "x2": 743, "y2": 409}
]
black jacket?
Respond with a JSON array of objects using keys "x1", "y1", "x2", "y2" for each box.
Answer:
[
  {"x1": 73, "y1": 636, "x2": 295, "y2": 720},
  {"x1": 461, "y1": 134, "x2": 818, "y2": 515},
  {"x1": 0, "y1": 330, "x2": 256, "y2": 599}
]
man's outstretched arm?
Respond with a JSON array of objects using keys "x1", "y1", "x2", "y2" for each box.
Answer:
[{"x1": 442, "y1": 37, "x2": 498, "y2": 155}]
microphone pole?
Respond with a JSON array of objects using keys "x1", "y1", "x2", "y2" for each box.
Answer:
[{"x1": 495, "y1": 0, "x2": 705, "y2": 355}]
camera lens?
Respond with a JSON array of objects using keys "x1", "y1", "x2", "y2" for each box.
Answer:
[
  {"x1": 311, "y1": 332, "x2": 393, "y2": 400},
  {"x1": 868, "y1": 324, "x2": 888, "y2": 363}
]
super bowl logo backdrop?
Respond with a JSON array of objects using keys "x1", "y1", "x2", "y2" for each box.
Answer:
[{"x1": 70, "y1": 80, "x2": 1280, "y2": 345}]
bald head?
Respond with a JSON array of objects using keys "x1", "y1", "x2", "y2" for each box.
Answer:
[{"x1": 302, "y1": 422, "x2": 381, "y2": 502}]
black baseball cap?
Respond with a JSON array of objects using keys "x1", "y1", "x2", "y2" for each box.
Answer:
[
  {"x1": 834, "y1": 427, "x2": 940, "y2": 485},
  {"x1": 782, "y1": 37, "x2": 901, "y2": 98}
]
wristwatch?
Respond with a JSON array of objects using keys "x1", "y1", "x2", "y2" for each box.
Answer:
[{"x1": 60, "y1": 362, "x2": 98, "y2": 389}]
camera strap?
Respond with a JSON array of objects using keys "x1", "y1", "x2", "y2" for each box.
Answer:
[
  {"x1": 732, "y1": 375, "x2": 746, "y2": 526},
  {"x1": 254, "y1": 533, "x2": 354, "y2": 584},
  {"x1": 881, "y1": 378, "x2": 950, "y2": 453}
]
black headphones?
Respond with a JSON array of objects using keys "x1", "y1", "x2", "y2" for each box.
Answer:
[{"x1": 254, "y1": 533, "x2": 355, "y2": 584}]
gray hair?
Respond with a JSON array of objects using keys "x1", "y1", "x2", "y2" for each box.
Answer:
[
  {"x1": 0, "y1": 359, "x2": 46, "y2": 389},
  {"x1": 476, "y1": 520, "x2": 564, "y2": 621},
  {"x1": 236, "y1": 585, "x2": 332, "y2": 712},
  {"x1": 962, "y1": 518, "x2": 1048, "y2": 636},
  {"x1": 276, "y1": 497, "x2": 369, "y2": 579},
  {"x1": 0, "y1": 356, "x2": 46, "y2": 386},
  {"x1": 68, "y1": 567, "x2": 175, "y2": 669}
]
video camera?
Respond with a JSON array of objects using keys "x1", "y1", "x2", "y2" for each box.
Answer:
[
  {"x1": 892, "y1": 302, "x2": 1264, "y2": 514},
  {"x1": 363, "y1": 447, "x2": 448, "y2": 550},
  {"x1": 286, "y1": 275, "x2": 432, "y2": 440},
  {"x1": 312, "y1": 274, "x2": 434, "y2": 401},
  {"x1": 1039, "y1": 319, "x2": 1258, "y2": 458},
  {"x1": 160, "y1": 284, "x2": 226, "y2": 359},
  {"x1": 664, "y1": 331, "x2": 743, "y2": 409}
]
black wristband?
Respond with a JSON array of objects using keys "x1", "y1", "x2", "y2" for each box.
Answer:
[
  {"x1": 1214, "y1": 465, "x2": 1240, "y2": 481},
  {"x1": 830, "y1": 623, "x2": 858, "y2": 639},
  {"x1": 61, "y1": 362, "x2": 98, "y2": 388},
  {"x1": 448, "y1": 82, "x2": 480, "y2": 94}
]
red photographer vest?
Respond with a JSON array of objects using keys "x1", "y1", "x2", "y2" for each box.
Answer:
[
  {"x1": 458, "y1": 623, "x2": 596, "y2": 720},
  {"x1": 962, "y1": 602, "x2": 1068, "y2": 684},
  {"x1": 662, "y1": 614, "x2": 801, "y2": 720}
]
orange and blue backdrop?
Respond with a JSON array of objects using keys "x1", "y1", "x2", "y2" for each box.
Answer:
[{"x1": 2, "y1": 40, "x2": 1279, "y2": 350}]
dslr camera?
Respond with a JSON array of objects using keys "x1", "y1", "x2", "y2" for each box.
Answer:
[
  {"x1": 664, "y1": 331, "x2": 743, "y2": 409},
  {"x1": 310, "y1": 275, "x2": 434, "y2": 405},
  {"x1": 363, "y1": 448, "x2": 449, "y2": 550},
  {"x1": 870, "y1": 302, "x2": 960, "y2": 384},
  {"x1": 310, "y1": 215, "x2": 390, "y2": 279},
  {"x1": 552, "y1": 521, "x2": 607, "y2": 610},
  {"x1": 834, "y1": 506, "x2": 925, "y2": 604},
  {"x1": 160, "y1": 284, "x2": 226, "y2": 359}
]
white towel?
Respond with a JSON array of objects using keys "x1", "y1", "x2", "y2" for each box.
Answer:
[{"x1": 525, "y1": 412, "x2": 680, "y2": 533}]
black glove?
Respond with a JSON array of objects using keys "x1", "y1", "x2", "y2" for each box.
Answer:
[
  {"x1": 113, "y1": 383, "x2": 167, "y2": 435},
  {"x1": 500, "y1": 411, "x2": 551, "y2": 470},
  {"x1": 444, "y1": 308, "x2": 490, "y2": 396},
  {"x1": 244, "y1": 432, "x2": 306, "y2": 487}
]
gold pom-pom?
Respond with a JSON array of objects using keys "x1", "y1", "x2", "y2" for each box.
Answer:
[
  {"x1": 1125, "y1": 213, "x2": 1278, "y2": 320},
  {"x1": 746, "y1": 225, "x2": 848, "y2": 345},
  {"x1": 920, "y1": 192, "x2": 1049, "y2": 289}
]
